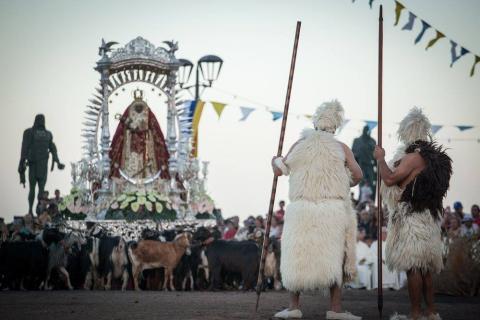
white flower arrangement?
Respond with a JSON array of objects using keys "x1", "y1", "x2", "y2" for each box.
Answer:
[{"x1": 110, "y1": 190, "x2": 172, "y2": 214}]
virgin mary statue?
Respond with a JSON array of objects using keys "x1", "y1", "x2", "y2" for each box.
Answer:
[{"x1": 109, "y1": 89, "x2": 170, "y2": 182}]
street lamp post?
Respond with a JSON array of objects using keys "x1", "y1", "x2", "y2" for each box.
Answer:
[
  {"x1": 177, "y1": 55, "x2": 223, "y2": 100},
  {"x1": 175, "y1": 54, "x2": 222, "y2": 219}
]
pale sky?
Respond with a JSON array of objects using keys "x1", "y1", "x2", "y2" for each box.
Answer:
[{"x1": 0, "y1": 0, "x2": 479, "y2": 222}]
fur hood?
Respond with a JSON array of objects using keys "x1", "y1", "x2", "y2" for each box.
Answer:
[
  {"x1": 397, "y1": 107, "x2": 431, "y2": 145},
  {"x1": 312, "y1": 100, "x2": 345, "y2": 133}
]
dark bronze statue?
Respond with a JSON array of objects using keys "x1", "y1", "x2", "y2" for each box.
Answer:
[
  {"x1": 18, "y1": 114, "x2": 65, "y2": 215},
  {"x1": 352, "y1": 125, "x2": 377, "y2": 201}
]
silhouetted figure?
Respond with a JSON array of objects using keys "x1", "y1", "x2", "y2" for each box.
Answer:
[
  {"x1": 352, "y1": 125, "x2": 377, "y2": 201},
  {"x1": 18, "y1": 114, "x2": 64, "y2": 215}
]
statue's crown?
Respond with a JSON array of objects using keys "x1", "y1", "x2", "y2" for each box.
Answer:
[{"x1": 133, "y1": 88, "x2": 144, "y2": 100}]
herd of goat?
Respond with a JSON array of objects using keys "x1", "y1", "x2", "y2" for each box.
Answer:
[{"x1": 0, "y1": 223, "x2": 282, "y2": 292}]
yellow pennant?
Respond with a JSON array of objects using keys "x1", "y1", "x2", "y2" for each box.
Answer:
[
  {"x1": 425, "y1": 30, "x2": 445, "y2": 50},
  {"x1": 211, "y1": 102, "x2": 227, "y2": 119},
  {"x1": 394, "y1": 1, "x2": 405, "y2": 26},
  {"x1": 470, "y1": 55, "x2": 480, "y2": 77},
  {"x1": 192, "y1": 100, "x2": 205, "y2": 158}
]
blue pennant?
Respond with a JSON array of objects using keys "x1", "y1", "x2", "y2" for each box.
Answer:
[
  {"x1": 431, "y1": 125, "x2": 442, "y2": 135},
  {"x1": 414, "y1": 20, "x2": 431, "y2": 44},
  {"x1": 456, "y1": 125, "x2": 473, "y2": 132},
  {"x1": 365, "y1": 120, "x2": 378, "y2": 131},
  {"x1": 402, "y1": 12, "x2": 416, "y2": 31},
  {"x1": 450, "y1": 41, "x2": 470, "y2": 67},
  {"x1": 186, "y1": 100, "x2": 197, "y2": 118},
  {"x1": 239, "y1": 107, "x2": 255, "y2": 121},
  {"x1": 271, "y1": 111, "x2": 283, "y2": 121}
]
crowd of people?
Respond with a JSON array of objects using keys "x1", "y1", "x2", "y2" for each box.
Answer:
[
  {"x1": 0, "y1": 189, "x2": 63, "y2": 242},
  {"x1": 219, "y1": 200, "x2": 286, "y2": 242}
]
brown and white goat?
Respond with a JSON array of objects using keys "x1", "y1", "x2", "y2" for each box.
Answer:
[{"x1": 128, "y1": 232, "x2": 191, "y2": 291}]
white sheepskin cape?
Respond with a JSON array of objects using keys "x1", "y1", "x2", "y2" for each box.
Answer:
[{"x1": 280, "y1": 129, "x2": 357, "y2": 291}]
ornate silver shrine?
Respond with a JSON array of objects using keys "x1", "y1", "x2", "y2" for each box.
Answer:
[{"x1": 71, "y1": 37, "x2": 210, "y2": 219}]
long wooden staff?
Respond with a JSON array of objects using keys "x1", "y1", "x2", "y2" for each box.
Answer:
[
  {"x1": 255, "y1": 21, "x2": 301, "y2": 312},
  {"x1": 377, "y1": 5, "x2": 384, "y2": 319}
]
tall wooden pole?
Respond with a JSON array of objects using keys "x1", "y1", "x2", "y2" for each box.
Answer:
[
  {"x1": 255, "y1": 21, "x2": 301, "y2": 312},
  {"x1": 377, "y1": 5, "x2": 384, "y2": 319}
]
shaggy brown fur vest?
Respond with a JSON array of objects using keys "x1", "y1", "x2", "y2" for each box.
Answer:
[{"x1": 400, "y1": 140, "x2": 452, "y2": 220}]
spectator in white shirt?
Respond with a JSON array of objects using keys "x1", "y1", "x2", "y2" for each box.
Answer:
[
  {"x1": 461, "y1": 215, "x2": 479, "y2": 238},
  {"x1": 371, "y1": 227, "x2": 406, "y2": 290},
  {"x1": 359, "y1": 181, "x2": 373, "y2": 204},
  {"x1": 353, "y1": 228, "x2": 373, "y2": 289}
]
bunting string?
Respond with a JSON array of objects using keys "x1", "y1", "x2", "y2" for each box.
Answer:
[
  {"x1": 355, "y1": 0, "x2": 479, "y2": 77},
  {"x1": 184, "y1": 99, "x2": 478, "y2": 149}
]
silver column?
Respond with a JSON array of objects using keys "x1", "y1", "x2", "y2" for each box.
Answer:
[
  {"x1": 99, "y1": 68, "x2": 111, "y2": 189},
  {"x1": 166, "y1": 70, "x2": 178, "y2": 192}
]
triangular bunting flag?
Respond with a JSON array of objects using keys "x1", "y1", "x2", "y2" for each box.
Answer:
[
  {"x1": 402, "y1": 12, "x2": 416, "y2": 31},
  {"x1": 191, "y1": 100, "x2": 205, "y2": 158},
  {"x1": 211, "y1": 102, "x2": 227, "y2": 119},
  {"x1": 365, "y1": 120, "x2": 378, "y2": 131},
  {"x1": 456, "y1": 125, "x2": 473, "y2": 132},
  {"x1": 271, "y1": 111, "x2": 283, "y2": 121},
  {"x1": 431, "y1": 125, "x2": 442, "y2": 135},
  {"x1": 369, "y1": 0, "x2": 374, "y2": 9},
  {"x1": 450, "y1": 41, "x2": 470, "y2": 67},
  {"x1": 425, "y1": 30, "x2": 445, "y2": 50},
  {"x1": 415, "y1": 20, "x2": 431, "y2": 44},
  {"x1": 470, "y1": 55, "x2": 480, "y2": 77},
  {"x1": 394, "y1": 1, "x2": 405, "y2": 26},
  {"x1": 239, "y1": 107, "x2": 255, "y2": 121},
  {"x1": 185, "y1": 100, "x2": 197, "y2": 118}
]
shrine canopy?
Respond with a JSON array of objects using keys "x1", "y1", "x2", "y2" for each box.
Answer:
[{"x1": 99, "y1": 37, "x2": 181, "y2": 96}]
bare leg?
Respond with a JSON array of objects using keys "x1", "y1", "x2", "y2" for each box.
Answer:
[
  {"x1": 422, "y1": 271, "x2": 436, "y2": 316},
  {"x1": 329, "y1": 284, "x2": 342, "y2": 313},
  {"x1": 204, "y1": 267, "x2": 210, "y2": 283},
  {"x1": 44, "y1": 268, "x2": 51, "y2": 290},
  {"x1": 59, "y1": 267, "x2": 74, "y2": 290},
  {"x1": 20, "y1": 278, "x2": 26, "y2": 291},
  {"x1": 84, "y1": 271, "x2": 92, "y2": 290},
  {"x1": 189, "y1": 272, "x2": 194, "y2": 291},
  {"x1": 407, "y1": 269, "x2": 423, "y2": 319},
  {"x1": 121, "y1": 269, "x2": 129, "y2": 291},
  {"x1": 289, "y1": 291, "x2": 301, "y2": 310},
  {"x1": 91, "y1": 267, "x2": 98, "y2": 289},
  {"x1": 169, "y1": 270, "x2": 176, "y2": 291},
  {"x1": 182, "y1": 276, "x2": 187, "y2": 291},
  {"x1": 162, "y1": 268, "x2": 169, "y2": 291},
  {"x1": 133, "y1": 266, "x2": 142, "y2": 291},
  {"x1": 105, "y1": 271, "x2": 112, "y2": 290}
]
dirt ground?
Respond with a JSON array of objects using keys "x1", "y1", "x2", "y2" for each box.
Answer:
[{"x1": 0, "y1": 289, "x2": 478, "y2": 320}]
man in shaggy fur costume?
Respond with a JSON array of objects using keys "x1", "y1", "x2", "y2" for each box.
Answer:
[
  {"x1": 271, "y1": 100, "x2": 363, "y2": 320},
  {"x1": 374, "y1": 108, "x2": 452, "y2": 320}
]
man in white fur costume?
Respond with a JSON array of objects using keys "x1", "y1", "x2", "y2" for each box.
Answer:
[
  {"x1": 374, "y1": 108, "x2": 452, "y2": 320},
  {"x1": 271, "y1": 100, "x2": 363, "y2": 320}
]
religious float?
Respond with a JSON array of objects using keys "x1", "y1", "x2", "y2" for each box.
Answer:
[{"x1": 59, "y1": 37, "x2": 217, "y2": 229}]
